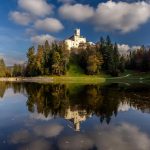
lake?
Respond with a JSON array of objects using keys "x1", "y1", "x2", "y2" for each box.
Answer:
[{"x1": 0, "y1": 82, "x2": 150, "y2": 150}]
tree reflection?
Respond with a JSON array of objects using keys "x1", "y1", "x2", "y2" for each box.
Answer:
[
  {"x1": 0, "y1": 82, "x2": 150, "y2": 129},
  {"x1": 26, "y1": 84, "x2": 69, "y2": 117}
]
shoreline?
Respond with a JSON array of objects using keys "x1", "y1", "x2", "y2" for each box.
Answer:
[
  {"x1": 0, "y1": 74, "x2": 149, "y2": 84},
  {"x1": 0, "y1": 76, "x2": 106, "y2": 84}
]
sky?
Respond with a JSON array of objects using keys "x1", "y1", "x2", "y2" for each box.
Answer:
[{"x1": 1, "y1": 0, "x2": 150, "y2": 65}]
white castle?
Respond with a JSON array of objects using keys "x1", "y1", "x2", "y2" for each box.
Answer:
[{"x1": 65, "y1": 29, "x2": 94, "y2": 50}]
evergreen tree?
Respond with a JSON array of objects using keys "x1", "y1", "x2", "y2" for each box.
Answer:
[
  {"x1": 51, "y1": 51, "x2": 61, "y2": 75},
  {"x1": 0, "y1": 59, "x2": 6, "y2": 77},
  {"x1": 12, "y1": 64, "x2": 25, "y2": 77},
  {"x1": 43, "y1": 40, "x2": 51, "y2": 75},
  {"x1": 119, "y1": 56, "x2": 125, "y2": 73},
  {"x1": 26, "y1": 47, "x2": 36, "y2": 76},
  {"x1": 79, "y1": 45, "x2": 103, "y2": 75},
  {"x1": 35, "y1": 45, "x2": 44, "y2": 75},
  {"x1": 112, "y1": 43, "x2": 120, "y2": 76}
]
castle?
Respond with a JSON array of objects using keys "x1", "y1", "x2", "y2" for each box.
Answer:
[{"x1": 65, "y1": 29, "x2": 94, "y2": 50}]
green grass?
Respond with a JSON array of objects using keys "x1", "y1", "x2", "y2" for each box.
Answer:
[
  {"x1": 50, "y1": 76, "x2": 106, "y2": 84},
  {"x1": 106, "y1": 70, "x2": 150, "y2": 83},
  {"x1": 67, "y1": 63, "x2": 85, "y2": 77}
]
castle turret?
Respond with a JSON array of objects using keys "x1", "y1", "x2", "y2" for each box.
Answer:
[{"x1": 75, "y1": 28, "x2": 80, "y2": 36}]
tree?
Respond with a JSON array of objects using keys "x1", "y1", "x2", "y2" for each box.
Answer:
[
  {"x1": 12, "y1": 64, "x2": 24, "y2": 77},
  {"x1": 119, "y1": 56, "x2": 125, "y2": 73},
  {"x1": 112, "y1": 43, "x2": 120, "y2": 76},
  {"x1": 126, "y1": 46, "x2": 150, "y2": 72},
  {"x1": 100, "y1": 36, "x2": 114, "y2": 74},
  {"x1": 0, "y1": 59, "x2": 6, "y2": 77},
  {"x1": 43, "y1": 40, "x2": 51, "y2": 75},
  {"x1": 59, "y1": 42, "x2": 70, "y2": 74},
  {"x1": 79, "y1": 45, "x2": 103, "y2": 75},
  {"x1": 51, "y1": 51, "x2": 61, "y2": 75},
  {"x1": 86, "y1": 55, "x2": 100, "y2": 75},
  {"x1": 35, "y1": 45, "x2": 44, "y2": 75},
  {"x1": 26, "y1": 47, "x2": 36, "y2": 76}
]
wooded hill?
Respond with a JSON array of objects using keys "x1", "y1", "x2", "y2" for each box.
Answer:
[{"x1": 1, "y1": 36, "x2": 150, "y2": 77}]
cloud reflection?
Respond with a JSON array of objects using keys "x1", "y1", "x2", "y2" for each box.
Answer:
[
  {"x1": 19, "y1": 139, "x2": 51, "y2": 150},
  {"x1": 10, "y1": 130, "x2": 31, "y2": 144},
  {"x1": 34, "y1": 124, "x2": 64, "y2": 138},
  {"x1": 30, "y1": 112, "x2": 53, "y2": 121},
  {"x1": 10, "y1": 123, "x2": 64, "y2": 150},
  {"x1": 58, "y1": 123, "x2": 150, "y2": 150}
]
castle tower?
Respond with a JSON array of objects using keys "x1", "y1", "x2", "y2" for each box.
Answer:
[{"x1": 74, "y1": 28, "x2": 80, "y2": 36}]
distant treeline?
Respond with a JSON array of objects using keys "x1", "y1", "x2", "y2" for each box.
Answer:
[
  {"x1": 126, "y1": 45, "x2": 150, "y2": 71},
  {"x1": 0, "y1": 36, "x2": 150, "y2": 77}
]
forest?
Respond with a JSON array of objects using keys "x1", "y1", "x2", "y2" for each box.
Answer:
[{"x1": 0, "y1": 36, "x2": 150, "y2": 77}]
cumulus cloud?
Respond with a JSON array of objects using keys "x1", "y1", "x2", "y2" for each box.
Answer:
[
  {"x1": 59, "y1": 3, "x2": 94, "y2": 22},
  {"x1": 94, "y1": 1, "x2": 150, "y2": 33},
  {"x1": 18, "y1": 0, "x2": 53, "y2": 17},
  {"x1": 9, "y1": 11, "x2": 31, "y2": 25},
  {"x1": 34, "y1": 18, "x2": 64, "y2": 32},
  {"x1": 118, "y1": 44, "x2": 130, "y2": 55},
  {"x1": 118, "y1": 44, "x2": 140, "y2": 55},
  {"x1": 31, "y1": 34, "x2": 56, "y2": 44}
]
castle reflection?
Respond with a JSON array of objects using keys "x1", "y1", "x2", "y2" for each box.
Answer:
[{"x1": 64, "y1": 107, "x2": 91, "y2": 131}]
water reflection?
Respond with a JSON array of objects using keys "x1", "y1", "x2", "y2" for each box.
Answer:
[
  {"x1": 0, "y1": 82, "x2": 150, "y2": 130},
  {"x1": 0, "y1": 82, "x2": 150, "y2": 150}
]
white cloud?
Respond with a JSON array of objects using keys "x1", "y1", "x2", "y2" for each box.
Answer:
[
  {"x1": 118, "y1": 44, "x2": 141, "y2": 55},
  {"x1": 59, "y1": 3, "x2": 94, "y2": 22},
  {"x1": 118, "y1": 44, "x2": 130, "y2": 55},
  {"x1": 34, "y1": 18, "x2": 64, "y2": 32},
  {"x1": 9, "y1": 11, "x2": 31, "y2": 26},
  {"x1": 31, "y1": 34, "x2": 56, "y2": 45},
  {"x1": 94, "y1": 1, "x2": 150, "y2": 33},
  {"x1": 18, "y1": 0, "x2": 53, "y2": 17}
]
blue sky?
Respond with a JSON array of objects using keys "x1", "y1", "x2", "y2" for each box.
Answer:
[{"x1": 0, "y1": 0, "x2": 150, "y2": 65}]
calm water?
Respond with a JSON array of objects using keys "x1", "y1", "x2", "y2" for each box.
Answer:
[{"x1": 0, "y1": 82, "x2": 150, "y2": 150}]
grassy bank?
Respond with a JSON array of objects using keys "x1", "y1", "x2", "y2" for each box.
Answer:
[
  {"x1": 0, "y1": 76, "x2": 106, "y2": 84},
  {"x1": 0, "y1": 70, "x2": 149, "y2": 84},
  {"x1": 106, "y1": 71, "x2": 150, "y2": 83}
]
